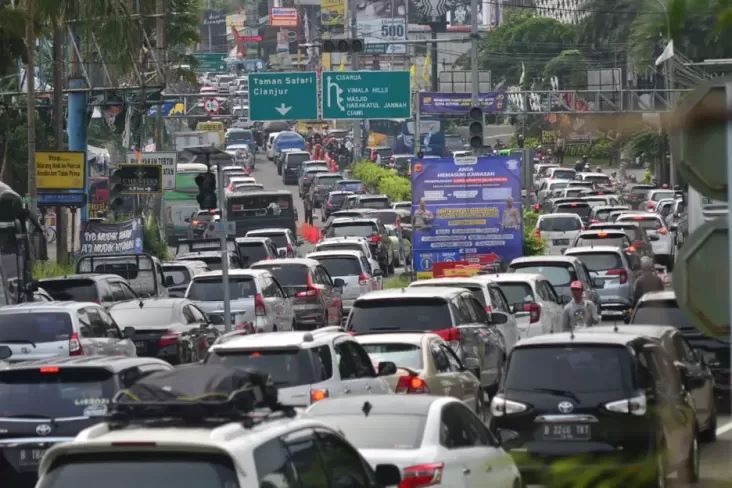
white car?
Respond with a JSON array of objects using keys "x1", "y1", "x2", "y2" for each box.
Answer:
[
  {"x1": 534, "y1": 213, "x2": 584, "y2": 255},
  {"x1": 307, "y1": 250, "x2": 382, "y2": 315},
  {"x1": 266, "y1": 131, "x2": 281, "y2": 160},
  {"x1": 392, "y1": 201, "x2": 411, "y2": 210},
  {"x1": 314, "y1": 236, "x2": 383, "y2": 276},
  {"x1": 643, "y1": 189, "x2": 677, "y2": 212},
  {"x1": 616, "y1": 212, "x2": 675, "y2": 269},
  {"x1": 491, "y1": 273, "x2": 564, "y2": 339},
  {"x1": 546, "y1": 166, "x2": 577, "y2": 181},
  {"x1": 306, "y1": 395, "x2": 522, "y2": 488},
  {"x1": 536, "y1": 179, "x2": 572, "y2": 202},
  {"x1": 408, "y1": 275, "x2": 519, "y2": 352},
  {"x1": 576, "y1": 171, "x2": 612, "y2": 187},
  {"x1": 533, "y1": 163, "x2": 559, "y2": 188}
]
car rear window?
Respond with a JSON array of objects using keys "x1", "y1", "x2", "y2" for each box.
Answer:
[
  {"x1": 249, "y1": 233, "x2": 288, "y2": 248},
  {"x1": 252, "y1": 264, "x2": 308, "y2": 288},
  {"x1": 206, "y1": 347, "x2": 332, "y2": 387},
  {"x1": 371, "y1": 211, "x2": 399, "y2": 225},
  {"x1": 631, "y1": 187, "x2": 653, "y2": 196},
  {"x1": 237, "y1": 243, "x2": 268, "y2": 265},
  {"x1": 37, "y1": 453, "x2": 239, "y2": 488},
  {"x1": 286, "y1": 154, "x2": 309, "y2": 167},
  {"x1": 360, "y1": 343, "x2": 423, "y2": 371},
  {"x1": 538, "y1": 216, "x2": 582, "y2": 232},
  {"x1": 110, "y1": 307, "x2": 176, "y2": 328},
  {"x1": 574, "y1": 236, "x2": 628, "y2": 248},
  {"x1": 0, "y1": 368, "x2": 116, "y2": 418},
  {"x1": 506, "y1": 346, "x2": 633, "y2": 393},
  {"x1": 307, "y1": 413, "x2": 426, "y2": 450},
  {"x1": 328, "y1": 223, "x2": 376, "y2": 238},
  {"x1": 316, "y1": 175, "x2": 343, "y2": 186},
  {"x1": 360, "y1": 198, "x2": 390, "y2": 209},
  {"x1": 41, "y1": 279, "x2": 98, "y2": 302},
  {"x1": 337, "y1": 181, "x2": 365, "y2": 193},
  {"x1": 187, "y1": 277, "x2": 256, "y2": 301},
  {"x1": 315, "y1": 257, "x2": 361, "y2": 277},
  {"x1": 570, "y1": 252, "x2": 623, "y2": 272},
  {"x1": 552, "y1": 170, "x2": 575, "y2": 180},
  {"x1": 510, "y1": 264, "x2": 576, "y2": 288},
  {"x1": 584, "y1": 175, "x2": 611, "y2": 185},
  {"x1": 496, "y1": 282, "x2": 535, "y2": 307},
  {"x1": 651, "y1": 191, "x2": 675, "y2": 201},
  {"x1": 411, "y1": 283, "x2": 485, "y2": 307},
  {"x1": 0, "y1": 312, "x2": 73, "y2": 343},
  {"x1": 619, "y1": 217, "x2": 662, "y2": 231},
  {"x1": 555, "y1": 204, "x2": 591, "y2": 219},
  {"x1": 631, "y1": 300, "x2": 696, "y2": 332},
  {"x1": 348, "y1": 298, "x2": 451, "y2": 333},
  {"x1": 163, "y1": 267, "x2": 190, "y2": 286},
  {"x1": 328, "y1": 193, "x2": 350, "y2": 206}
]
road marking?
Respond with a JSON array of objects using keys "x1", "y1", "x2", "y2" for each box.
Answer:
[{"x1": 715, "y1": 419, "x2": 732, "y2": 436}]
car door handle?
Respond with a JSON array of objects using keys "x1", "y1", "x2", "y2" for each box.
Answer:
[
  {"x1": 462, "y1": 468, "x2": 471, "y2": 475},
  {"x1": 343, "y1": 387, "x2": 351, "y2": 394},
  {"x1": 365, "y1": 385, "x2": 372, "y2": 391}
]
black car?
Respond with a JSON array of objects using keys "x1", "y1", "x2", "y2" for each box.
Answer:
[
  {"x1": 308, "y1": 173, "x2": 345, "y2": 208},
  {"x1": 0, "y1": 355, "x2": 172, "y2": 487},
  {"x1": 626, "y1": 184, "x2": 657, "y2": 210},
  {"x1": 491, "y1": 331, "x2": 698, "y2": 486},
  {"x1": 281, "y1": 151, "x2": 311, "y2": 185},
  {"x1": 234, "y1": 236, "x2": 278, "y2": 266},
  {"x1": 632, "y1": 290, "x2": 730, "y2": 408},
  {"x1": 186, "y1": 209, "x2": 219, "y2": 239},
  {"x1": 321, "y1": 191, "x2": 354, "y2": 221}
]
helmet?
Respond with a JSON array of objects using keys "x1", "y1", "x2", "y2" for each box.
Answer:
[{"x1": 570, "y1": 280, "x2": 584, "y2": 290}]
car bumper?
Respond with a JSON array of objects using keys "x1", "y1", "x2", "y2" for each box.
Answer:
[
  {"x1": 0, "y1": 438, "x2": 74, "y2": 477},
  {"x1": 293, "y1": 304, "x2": 325, "y2": 329}
]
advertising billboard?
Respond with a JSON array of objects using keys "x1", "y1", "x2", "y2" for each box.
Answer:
[
  {"x1": 419, "y1": 92, "x2": 506, "y2": 115},
  {"x1": 411, "y1": 155, "x2": 524, "y2": 278},
  {"x1": 321, "y1": 0, "x2": 346, "y2": 33},
  {"x1": 393, "y1": 119, "x2": 445, "y2": 156},
  {"x1": 355, "y1": 0, "x2": 406, "y2": 54},
  {"x1": 35, "y1": 151, "x2": 85, "y2": 190},
  {"x1": 270, "y1": 7, "x2": 299, "y2": 27}
]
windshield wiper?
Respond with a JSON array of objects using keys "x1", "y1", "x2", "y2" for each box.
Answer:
[
  {"x1": 532, "y1": 388, "x2": 581, "y2": 404},
  {"x1": 0, "y1": 339, "x2": 36, "y2": 348}
]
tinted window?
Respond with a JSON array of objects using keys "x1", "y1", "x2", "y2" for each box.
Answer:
[
  {"x1": 254, "y1": 439, "x2": 296, "y2": 487},
  {"x1": 308, "y1": 414, "x2": 426, "y2": 449},
  {"x1": 315, "y1": 257, "x2": 361, "y2": 276},
  {"x1": 570, "y1": 252, "x2": 623, "y2": 272},
  {"x1": 555, "y1": 204, "x2": 591, "y2": 219},
  {"x1": 651, "y1": 191, "x2": 675, "y2": 201},
  {"x1": 163, "y1": 267, "x2": 190, "y2": 286},
  {"x1": 510, "y1": 264, "x2": 576, "y2": 288},
  {"x1": 228, "y1": 195, "x2": 294, "y2": 217},
  {"x1": 283, "y1": 432, "x2": 328, "y2": 488},
  {"x1": 206, "y1": 348, "x2": 331, "y2": 386},
  {"x1": 584, "y1": 175, "x2": 611, "y2": 185},
  {"x1": 41, "y1": 279, "x2": 98, "y2": 301},
  {"x1": 315, "y1": 175, "x2": 344, "y2": 186},
  {"x1": 249, "y1": 233, "x2": 288, "y2": 248},
  {"x1": 348, "y1": 298, "x2": 451, "y2": 333},
  {"x1": 328, "y1": 223, "x2": 376, "y2": 238},
  {"x1": 337, "y1": 181, "x2": 365, "y2": 193},
  {"x1": 618, "y1": 217, "x2": 662, "y2": 231},
  {"x1": 316, "y1": 432, "x2": 372, "y2": 487},
  {"x1": 631, "y1": 301, "x2": 696, "y2": 332},
  {"x1": 187, "y1": 277, "x2": 256, "y2": 301},
  {"x1": 252, "y1": 264, "x2": 308, "y2": 289},
  {"x1": 360, "y1": 343, "x2": 423, "y2": 370},
  {"x1": 237, "y1": 243, "x2": 269, "y2": 265},
  {"x1": 496, "y1": 283, "x2": 535, "y2": 305},
  {"x1": 552, "y1": 170, "x2": 576, "y2": 180},
  {"x1": 538, "y1": 217, "x2": 582, "y2": 232},
  {"x1": 359, "y1": 198, "x2": 390, "y2": 209},
  {"x1": 0, "y1": 368, "x2": 116, "y2": 418},
  {"x1": 0, "y1": 312, "x2": 72, "y2": 343},
  {"x1": 574, "y1": 236, "x2": 629, "y2": 248},
  {"x1": 286, "y1": 154, "x2": 309, "y2": 167},
  {"x1": 37, "y1": 453, "x2": 239, "y2": 488},
  {"x1": 327, "y1": 193, "x2": 350, "y2": 206},
  {"x1": 505, "y1": 346, "x2": 633, "y2": 393}
]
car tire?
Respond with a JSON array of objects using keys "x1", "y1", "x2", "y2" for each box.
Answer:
[
  {"x1": 700, "y1": 405, "x2": 717, "y2": 443},
  {"x1": 679, "y1": 431, "x2": 700, "y2": 483}
]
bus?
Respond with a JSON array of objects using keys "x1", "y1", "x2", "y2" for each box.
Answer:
[
  {"x1": 163, "y1": 163, "x2": 208, "y2": 244},
  {"x1": 226, "y1": 190, "x2": 297, "y2": 236}
]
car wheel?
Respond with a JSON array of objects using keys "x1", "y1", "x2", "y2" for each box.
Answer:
[
  {"x1": 679, "y1": 431, "x2": 700, "y2": 483},
  {"x1": 700, "y1": 404, "x2": 718, "y2": 443}
]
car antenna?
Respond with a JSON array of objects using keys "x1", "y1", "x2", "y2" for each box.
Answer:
[
  {"x1": 139, "y1": 299, "x2": 144, "y2": 308},
  {"x1": 362, "y1": 401, "x2": 372, "y2": 417}
]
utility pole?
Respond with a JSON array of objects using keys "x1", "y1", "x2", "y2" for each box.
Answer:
[
  {"x1": 430, "y1": 26, "x2": 438, "y2": 92},
  {"x1": 350, "y1": 0, "x2": 362, "y2": 160},
  {"x1": 470, "y1": 0, "x2": 479, "y2": 108},
  {"x1": 25, "y1": 0, "x2": 36, "y2": 211},
  {"x1": 52, "y1": 22, "x2": 68, "y2": 264}
]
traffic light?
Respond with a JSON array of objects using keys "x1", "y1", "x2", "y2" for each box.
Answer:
[
  {"x1": 195, "y1": 172, "x2": 217, "y2": 210},
  {"x1": 322, "y1": 39, "x2": 364, "y2": 53},
  {"x1": 468, "y1": 106, "x2": 483, "y2": 150},
  {"x1": 517, "y1": 134, "x2": 525, "y2": 148},
  {"x1": 109, "y1": 169, "x2": 126, "y2": 212}
]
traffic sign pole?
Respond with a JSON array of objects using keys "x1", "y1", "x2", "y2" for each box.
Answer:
[
  {"x1": 217, "y1": 163, "x2": 231, "y2": 333},
  {"x1": 726, "y1": 81, "x2": 732, "y2": 391}
]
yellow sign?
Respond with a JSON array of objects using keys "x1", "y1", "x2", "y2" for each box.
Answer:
[
  {"x1": 36, "y1": 151, "x2": 85, "y2": 190},
  {"x1": 321, "y1": 0, "x2": 345, "y2": 27}
]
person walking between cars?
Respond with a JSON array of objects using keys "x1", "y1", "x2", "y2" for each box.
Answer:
[
  {"x1": 633, "y1": 256, "x2": 664, "y2": 302},
  {"x1": 304, "y1": 196, "x2": 314, "y2": 225},
  {"x1": 561, "y1": 281, "x2": 600, "y2": 332}
]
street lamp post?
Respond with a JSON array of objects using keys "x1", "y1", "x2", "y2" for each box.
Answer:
[{"x1": 654, "y1": 0, "x2": 676, "y2": 186}]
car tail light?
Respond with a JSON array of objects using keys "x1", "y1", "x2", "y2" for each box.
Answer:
[
  {"x1": 590, "y1": 219, "x2": 599, "y2": 224},
  {"x1": 490, "y1": 395, "x2": 528, "y2": 417},
  {"x1": 235, "y1": 322, "x2": 254, "y2": 333},
  {"x1": 287, "y1": 243, "x2": 294, "y2": 255},
  {"x1": 647, "y1": 201, "x2": 656, "y2": 210},
  {"x1": 484, "y1": 305, "x2": 492, "y2": 313},
  {"x1": 255, "y1": 293, "x2": 267, "y2": 316},
  {"x1": 532, "y1": 203, "x2": 541, "y2": 212},
  {"x1": 433, "y1": 327, "x2": 460, "y2": 342},
  {"x1": 399, "y1": 462, "x2": 444, "y2": 488},
  {"x1": 69, "y1": 332, "x2": 83, "y2": 356},
  {"x1": 296, "y1": 275, "x2": 321, "y2": 299},
  {"x1": 358, "y1": 273, "x2": 370, "y2": 285},
  {"x1": 395, "y1": 374, "x2": 430, "y2": 394},
  {"x1": 310, "y1": 389, "x2": 329, "y2": 402},
  {"x1": 326, "y1": 201, "x2": 333, "y2": 208},
  {"x1": 523, "y1": 302, "x2": 541, "y2": 323},
  {"x1": 369, "y1": 233, "x2": 382, "y2": 244},
  {"x1": 605, "y1": 393, "x2": 647, "y2": 416},
  {"x1": 159, "y1": 330, "x2": 181, "y2": 348},
  {"x1": 606, "y1": 268, "x2": 628, "y2": 284},
  {"x1": 40, "y1": 366, "x2": 60, "y2": 374}
]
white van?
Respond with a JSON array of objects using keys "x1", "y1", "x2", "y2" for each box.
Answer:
[{"x1": 535, "y1": 213, "x2": 584, "y2": 255}]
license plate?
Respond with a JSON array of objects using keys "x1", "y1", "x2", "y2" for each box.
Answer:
[
  {"x1": 552, "y1": 239, "x2": 570, "y2": 245},
  {"x1": 541, "y1": 424, "x2": 590, "y2": 440},
  {"x1": 18, "y1": 448, "x2": 46, "y2": 468}
]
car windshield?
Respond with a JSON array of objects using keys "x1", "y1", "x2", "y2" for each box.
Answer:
[
  {"x1": 555, "y1": 204, "x2": 591, "y2": 219},
  {"x1": 163, "y1": 267, "x2": 190, "y2": 286},
  {"x1": 360, "y1": 343, "x2": 423, "y2": 371},
  {"x1": 0, "y1": 312, "x2": 73, "y2": 343},
  {"x1": 315, "y1": 257, "x2": 361, "y2": 277},
  {"x1": 496, "y1": 282, "x2": 535, "y2": 306},
  {"x1": 249, "y1": 233, "x2": 288, "y2": 248},
  {"x1": 252, "y1": 264, "x2": 308, "y2": 288},
  {"x1": 206, "y1": 349, "x2": 328, "y2": 387},
  {"x1": 328, "y1": 223, "x2": 376, "y2": 238},
  {"x1": 349, "y1": 298, "x2": 451, "y2": 333},
  {"x1": 570, "y1": 252, "x2": 623, "y2": 272},
  {"x1": 237, "y1": 243, "x2": 268, "y2": 265},
  {"x1": 308, "y1": 414, "x2": 426, "y2": 450},
  {"x1": 506, "y1": 346, "x2": 633, "y2": 394},
  {"x1": 36, "y1": 453, "x2": 239, "y2": 488},
  {"x1": 187, "y1": 277, "x2": 256, "y2": 301},
  {"x1": 574, "y1": 236, "x2": 628, "y2": 248},
  {"x1": 538, "y1": 217, "x2": 582, "y2": 232},
  {"x1": 40, "y1": 280, "x2": 97, "y2": 302},
  {"x1": 510, "y1": 264, "x2": 576, "y2": 288},
  {"x1": 110, "y1": 307, "x2": 176, "y2": 328},
  {"x1": 0, "y1": 368, "x2": 116, "y2": 418}
]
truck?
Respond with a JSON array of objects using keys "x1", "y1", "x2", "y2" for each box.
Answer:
[{"x1": 174, "y1": 131, "x2": 221, "y2": 151}]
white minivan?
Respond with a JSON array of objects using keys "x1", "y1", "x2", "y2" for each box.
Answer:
[
  {"x1": 266, "y1": 132, "x2": 281, "y2": 160},
  {"x1": 534, "y1": 213, "x2": 584, "y2": 255}
]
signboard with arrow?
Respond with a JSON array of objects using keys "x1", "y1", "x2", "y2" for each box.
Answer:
[{"x1": 248, "y1": 72, "x2": 318, "y2": 121}]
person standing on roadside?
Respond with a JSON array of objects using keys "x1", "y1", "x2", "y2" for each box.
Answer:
[
  {"x1": 303, "y1": 195, "x2": 314, "y2": 225},
  {"x1": 633, "y1": 256, "x2": 664, "y2": 302},
  {"x1": 561, "y1": 281, "x2": 600, "y2": 332}
]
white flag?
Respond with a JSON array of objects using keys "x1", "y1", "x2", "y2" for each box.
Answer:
[
  {"x1": 655, "y1": 40, "x2": 674, "y2": 66},
  {"x1": 519, "y1": 62, "x2": 526, "y2": 85}
]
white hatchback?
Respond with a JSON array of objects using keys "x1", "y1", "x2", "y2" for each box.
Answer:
[
  {"x1": 534, "y1": 213, "x2": 584, "y2": 255},
  {"x1": 491, "y1": 273, "x2": 564, "y2": 339},
  {"x1": 307, "y1": 250, "x2": 382, "y2": 315}
]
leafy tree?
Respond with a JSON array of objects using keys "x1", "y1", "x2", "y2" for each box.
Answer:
[
  {"x1": 544, "y1": 49, "x2": 589, "y2": 90},
  {"x1": 577, "y1": 0, "x2": 639, "y2": 59},
  {"x1": 0, "y1": 5, "x2": 26, "y2": 75}
]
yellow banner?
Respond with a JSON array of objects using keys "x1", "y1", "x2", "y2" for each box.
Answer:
[
  {"x1": 321, "y1": 0, "x2": 345, "y2": 27},
  {"x1": 36, "y1": 151, "x2": 85, "y2": 190}
]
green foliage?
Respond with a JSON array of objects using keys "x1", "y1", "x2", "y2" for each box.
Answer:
[
  {"x1": 384, "y1": 274, "x2": 410, "y2": 289},
  {"x1": 143, "y1": 214, "x2": 169, "y2": 261},
  {"x1": 543, "y1": 50, "x2": 589, "y2": 90},
  {"x1": 564, "y1": 139, "x2": 614, "y2": 160},
  {"x1": 351, "y1": 161, "x2": 411, "y2": 202},
  {"x1": 642, "y1": 169, "x2": 653, "y2": 184},
  {"x1": 33, "y1": 261, "x2": 74, "y2": 279},
  {"x1": 0, "y1": 6, "x2": 26, "y2": 75},
  {"x1": 523, "y1": 208, "x2": 544, "y2": 256}
]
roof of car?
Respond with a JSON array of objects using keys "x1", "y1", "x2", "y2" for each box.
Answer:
[
  {"x1": 510, "y1": 255, "x2": 582, "y2": 266},
  {"x1": 579, "y1": 172, "x2": 609, "y2": 178},
  {"x1": 537, "y1": 212, "x2": 582, "y2": 220},
  {"x1": 359, "y1": 194, "x2": 389, "y2": 199},
  {"x1": 319, "y1": 236, "x2": 369, "y2": 244},
  {"x1": 234, "y1": 237, "x2": 271, "y2": 244},
  {"x1": 251, "y1": 258, "x2": 320, "y2": 268},
  {"x1": 163, "y1": 260, "x2": 208, "y2": 269},
  {"x1": 246, "y1": 228, "x2": 290, "y2": 235},
  {"x1": 354, "y1": 332, "x2": 438, "y2": 347},
  {"x1": 409, "y1": 276, "x2": 494, "y2": 288},
  {"x1": 516, "y1": 331, "x2": 647, "y2": 347},
  {"x1": 636, "y1": 290, "x2": 676, "y2": 302},
  {"x1": 211, "y1": 327, "x2": 347, "y2": 351},
  {"x1": 0, "y1": 355, "x2": 171, "y2": 372},
  {"x1": 590, "y1": 222, "x2": 640, "y2": 229},
  {"x1": 490, "y1": 272, "x2": 546, "y2": 284},
  {"x1": 327, "y1": 191, "x2": 355, "y2": 196},
  {"x1": 355, "y1": 287, "x2": 466, "y2": 301},
  {"x1": 193, "y1": 269, "x2": 270, "y2": 279},
  {"x1": 284, "y1": 150, "x2": 309, "y2": 156},
  {"x1": 0, "y1": 301, "x2": 99, "y2": 313},
  {"x1": 586, "y1": 324, "x2": 677, "y2": 339},
  {"x1": 177, "y1": 251, "x2": 234, "y2": 259},
  {"x1": 108, "y1": 298, "x2": 191, "y2": 310},
  {"x1": 39, "y1": 274, "x2": 119, "y2": 283},
  {"x1": 616, "y1": 212, "x2": 659, "y2": 220},
  {"x1": 565, "y1": 245, "x2": 626, "y2": 255},
  {"x1": 307, "y1": 250, "x2": 364, "y2": 259},
  {"x1": 306, "y1": 394, "x2": 452, "y2": 417},
  {"x1": 331, "y1": 217, "x2": 378, "y2": 225}
]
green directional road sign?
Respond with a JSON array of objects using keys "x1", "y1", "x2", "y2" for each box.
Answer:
[
  {"x1": 192, "y1": 53, "x2": 228, "y2": 73},
  {"x1": 248, "y1": 72, "x2": 318, "y2": 121},
  {"x1": 322, "y1": 71, "x2": 411, "y2": 120}
]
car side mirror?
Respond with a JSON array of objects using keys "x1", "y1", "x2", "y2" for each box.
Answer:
[
  {"x1": 487, "y1": 312, "x2": 509, "y2": 325},
  {"x1": 497, "y1": 429, "x2": 521, "y2": 449},
  {"x1": 377, "y1": 361, "x2": 397, "y2": 376},
  {"x1": 592, "y1": 278, "x2": 605, "y2": 289},
  {"x1": 0, "y1": 345, "x2": 11, "y2": 360},
  {"x1": 123, "y1": 326, "x2": 136, "y2": 339},
  {"x1": 164, "y1": 275, "x2": 174, "y2": 287},
  {"x1": 374, "y1": 464, "x2": 401, "y2": 486}
]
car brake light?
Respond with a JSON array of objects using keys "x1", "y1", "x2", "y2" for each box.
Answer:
[
  {"x1": 255, "y1": 293, "x2": 267, "y2": 316},
  {"x1": 590, "y1": 219, "x2": 599, "y2": 224},
  {"x1": 484, "y1": 305, "x2": 492, "y2": 313},
  {"x1": 358, "y1": 273, "x2": 370, "y2": 285},
  {"x1": 606, "y1": 268, "x2": 628, "y2": 284},
  {"x1": 310, "y1": 389, "x2": 329, "y2": 402},
  {"x1": 399, "y1": 462, "x2": 444, "y2": 488},
  {"x1": 626, "y1": 245, "x2": 637, "y2": 253},
  {"x1": 40, "y1": 366, "x2": 60, "y2": 374},
  {"x1": 69, "y1": 332, "x2": 83, "y2": 356},
  {"x1": 369, "y1": 233, "x2": 382, "y2": 244},
  {"x1": 647, "y1": 201, "x2": 656, "y2": 210},
  {"x1": 523, "y1": 302, "x2": 541, "y2": 323},
  {"x1": 433, "y1": 327, "x2": 460, "y2": 342},
  {"x1": 159, "y1": 330, "x2": 181, "y2": 348},
  {"x1": 326, "y1": 202, "x2": 333, "y2": 208},
  {"x1": 296, "y1": 275, "x2": 321, "y2": 298},
  {"x1": 395, "y1": 374, "x2": 430, "y2": 394},
  {"x1": 597, "y1": 231, "x2": 608, "y2": 237},
  {"x1": 287, "y1": 243, "x2": 294, "y2": 254}
]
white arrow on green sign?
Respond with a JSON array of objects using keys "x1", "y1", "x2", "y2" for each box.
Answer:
[
  {"x1": 248, "y1": 72, "x2": 318, "y2": 121},
  {"x1": 322, "y1": 71, "x2": 411, "y2": 120}
]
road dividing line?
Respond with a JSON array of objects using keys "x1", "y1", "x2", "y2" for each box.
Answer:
[{"x1": 715, "y1": 420, "x2": 732, "y2": 436}]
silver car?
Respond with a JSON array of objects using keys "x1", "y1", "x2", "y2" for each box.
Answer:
[
  {"x1": 205, "y1": 327, "x2": 393, "y2": 407},
  {"x1": 616, "y1": 212, "x2": 675, "y2": 269},
  {"x1": 564, "y1": 246, "x2": 637, "y2": 318},
  {"x1": 185, "y1": 269, "x2": 295, "y2": 333},
  {"x1": 0, "y1": 302, "x2": 137, "y2": 361}
]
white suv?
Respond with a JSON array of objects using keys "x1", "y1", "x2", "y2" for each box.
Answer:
[{"x1": 205, "y1": 327, "x2": 394, "y2": 407}]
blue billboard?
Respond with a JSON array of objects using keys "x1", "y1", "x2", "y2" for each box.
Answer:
[
  {"x1": 411, "y1": 155, "x2": 524, "y2": 278},
  {"x1": 394, "y1": 119, "x2": 446, "y2": 156}
]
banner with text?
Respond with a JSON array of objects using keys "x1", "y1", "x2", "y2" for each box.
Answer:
[
  {"x1": 411, "y1": 155, "x2": 523, "y2": 278},
  {"x1": 125, "y1": 152, "x2": 176, "y2": 190},
  {"x1": 80, "y1": 218, "x2": 144, "y2": 255},
  {"x1": 321, "y1": 0, "x2": 346, "y2": 33},
  {"x1": 419, "y1": 92, "x2": 507, "y2": 115}
]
